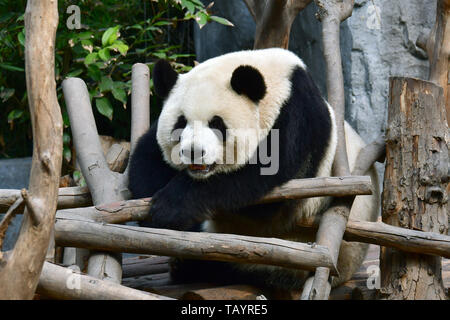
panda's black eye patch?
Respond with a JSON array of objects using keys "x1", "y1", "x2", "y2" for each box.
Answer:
[
  {"x1": 208, "y1": 116, "x2": 227, "y2": 140},
  {"x1": 172, "y1": 115, "x2": 187, "y2": 132}
]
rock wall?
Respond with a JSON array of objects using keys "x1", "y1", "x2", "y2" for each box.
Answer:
[{"x1": 195, "y1": 0, "x2": 436, "y2": 144}]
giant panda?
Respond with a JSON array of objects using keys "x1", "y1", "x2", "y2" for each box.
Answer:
[{"x1": 128, "y1": 48, "x2": 379, "y2": 292}]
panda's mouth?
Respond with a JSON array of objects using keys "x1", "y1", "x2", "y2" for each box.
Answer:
[{"x1": 188, "y1": 163, "x2": 216, "y2": 175}]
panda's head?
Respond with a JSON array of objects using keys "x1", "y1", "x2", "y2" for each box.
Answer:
[{"x1": 153, "y1": 58, "x2": 269, "y2": 179}]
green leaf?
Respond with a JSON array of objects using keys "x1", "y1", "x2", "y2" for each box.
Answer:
[
  {"x1": 109, "y1": 40, "x2": 129, "y2": 56},
  {"x1": 7, "y1": 109, "x2": 24, "y2": 122},
  {"x1": 63, "y1": 146, "x2": 72, "y2": 163},
  {"x1": 99, "y1": 76, "x2": 114, "y2": 92},
  {"x1": 181, "y1": 0, "x2": 195, "y2": 14},
  {"x1": 84, "y1": 52, "x2": 98, "y2": 66},
  {"x1": 112, "y1": 85, "x2": 127, "y2": 106},
  {"x1": 152, "y1": 51, "x2": 167, "y2": 59},
  {"x1": 18, "y1": 31, "x2": 25, "y2": 47},
  {"x1": 65, "y1": 69, "x2": 83, "y2": 78},
  {"x1": 95, "y1": 97, "x2": 113, "y2": 120},
  {"x1": 77, "y1": 31, "x2": 93, "y2": 40},
  {"x1": 0, "y1": 88, "x2": 15, "y2": 102},
  {"x1": 0, "y1": 63, "x2": 24, "y2": 72},
  {"x1": 63, "y1": 132, "x2": 71, "y2": 145},
  {"x1": 102, "y1": 26, "x2": 120, "y2": 47},
  {"x1": 98, "y1": 48, "x2": 111, "y2": 61},
  {"x1": 195, "y1": 11, "x2": 208, "y2": 28},
  {"x1": 87, "y1": 65, "x2": 102, "y2": 82},
  {"x1": 210, "y1": 16, "x2": 234, "y2": 27}
]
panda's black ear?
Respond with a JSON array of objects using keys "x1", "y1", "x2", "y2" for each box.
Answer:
[
  {"x1": 230, "y1": 65, "x2": 266, "y2": 103},
  {"x1": 153, "y1": 60, "x2": 178, "y2": 99}
]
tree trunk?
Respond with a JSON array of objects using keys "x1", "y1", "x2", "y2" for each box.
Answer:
[
  {"x1": 380, "y1": 77, "x2": 449, "y2": 300},
  {"x1": 0, "y1": 0, "x2": 62, "y2": 299}
]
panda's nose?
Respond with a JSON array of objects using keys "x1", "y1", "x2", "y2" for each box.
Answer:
[{"x1": 180, "y1": 145, "x2": 206, "y2": 163}]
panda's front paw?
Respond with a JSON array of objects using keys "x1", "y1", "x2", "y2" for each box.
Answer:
[{"x1": 147, "y1": 190, "x2": 199, "y2": 231}]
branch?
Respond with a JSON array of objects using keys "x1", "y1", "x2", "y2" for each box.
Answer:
[
  {"x1": 351, "y1": 135, "x2": 386, "y2": 176},
  {"x1": 426, "y1": 0, "x2": 450, "y2": 125},
  {"x1": 0, "y1": 196, "x2": 23, "y2": 249},
  {"x1": 0, "y1": 186, "x2": 92, "y2": 212},
  {"x1": 246, "y1": 0, "x2": 313, "y2": 49},
  {"x1": 53, "y1": 175, "x2": 372, "y2": 225},
  {"x1": 37, "y1": 262, "x2": 173, "y2": 300},
  {"x1": 63, "y1": 78, "x2": 123, "y2": 205},
  {"x1": 242, "y1": 0, "x2": 266, "y2": 21},
  {"x1": 297, "y1": 219, "x2": 450, "y2": 259},
  {"x1": 53, "y1": 217, "x2": 338, "y2": 275},
  {"x1": 0, "y1": 0, "x2": 63, "y2": 299},
  {"x1": 21, "y1": 189, "x2": 43, "y2": 227},
  {"x1": 129, "y1": 63, "x2": 150, "y2": 158},
  {"x1": 304, "y1": 0, "x2": 356, "y2": 300}
]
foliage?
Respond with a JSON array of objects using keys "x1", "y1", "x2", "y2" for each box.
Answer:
[{"x1": 0, "y1": 0, "x2": 232, "y2": 169}]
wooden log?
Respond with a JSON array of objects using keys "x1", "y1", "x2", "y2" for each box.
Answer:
[
  {"x1": 182, "y1": 285, "x2": 266, "y2": 300},
  {"x1": 427, "y1": 0, "x2": 450, "y2": 126},
  {"x1": 149, "y1": 283, "x2": 216, "y2": 300},
  {"x1": 36, "y1": 262, "x2": 172, "y2": 300},
  {"x1": 123, "y1": 256, "x2": 170, "y2": 278},
  {"x1": 0, "y1": 186, "x2": 92, "y2": 212},
  {"x1": 121, "y1": 272, "x2": 172, "y2": 290},
  {"x1": 0, "y1": 0, "x2": 63, "y2": 299},
  {"x1": 380, "y1": 77, "x2": 449, "y2": 300},
  {"x1": 63, "y1": 77, "x2": 129, "y2": 283},
  {"x1": 306, "y1": 0, "x2": 355, "y2": 300},
  {"x1": 53, "y1": 217, "x2": 338, "y2": 275},
  {"x1": 259, "y1": 176, "x2": 372, "y2": 203},
  {"x1": 1, "y1": 175, "x2": 372, "y2": 214},
  {"x1": 297, "y1": 219, "x2": 450, "y2": 259}
]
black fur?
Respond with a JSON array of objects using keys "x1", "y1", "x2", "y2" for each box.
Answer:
[
  {"x1": 172, "y1": 115, "x2": 187, "y2": 133},
  {"x1": 153, "y1": 60, "x2": 178, "y2": 99},
  {"x1": 128, "y1": 66, "x2": 332, "y2": 233},
  {"x1": 208, "y1": 116, "x2": 227, "y2": 140},
  {"x1": 128, "y1": 122, "x2": 177, "y2": 199},
  {"x1": 230, "y1": 65, "x2": 266, "y2": 102}
]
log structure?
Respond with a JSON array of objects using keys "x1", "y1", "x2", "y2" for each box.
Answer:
[{"x1": 380, "y1": 77, "x2": 449, "y2": 299}]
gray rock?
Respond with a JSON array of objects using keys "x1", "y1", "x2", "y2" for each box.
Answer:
[
  {"x1": 0, "y1": 157, "x2": 32, "y2": 189},
  {"x1": 0, "y1": 157, "x2": 31, "y2": 250}
]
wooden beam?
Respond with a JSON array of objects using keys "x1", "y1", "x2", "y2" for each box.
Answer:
[
  {"x1": 305, "y1": 0, "x2": 355, "y2": 300},
  {"x1": 37, "y1": 262, "x2": 173, "y2": 300},
  {"x1": 297, "y1": 219, "x2": 450, "y2": 259},
  {"x1": 53, "y1": 217, "x2": 338, "y2": 275}
]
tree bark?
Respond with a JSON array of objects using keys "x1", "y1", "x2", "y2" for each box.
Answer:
[
  {"x1": 0, "y1": 0, "x2": 62, "y2": 299},
  {"x1": 427, "y1": 0, "x2": 450, "y2": 126},
  {"x1": 380, "y1": 77, "x2": 449, "y2": 300},
  {"x1": 243, "y1": 0, "x2": 313, "y2": 49}
]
